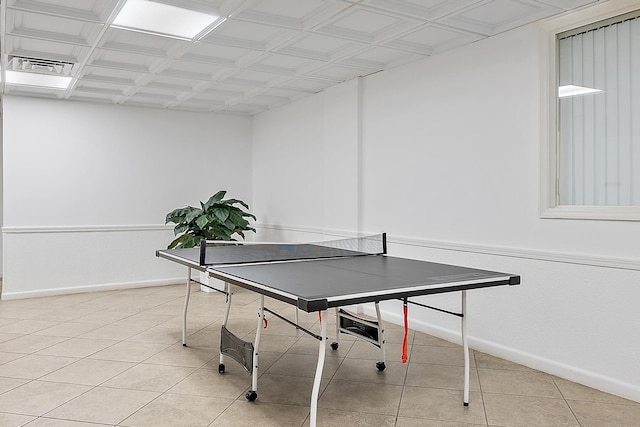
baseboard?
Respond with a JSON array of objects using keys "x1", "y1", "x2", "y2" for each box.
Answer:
[
  {"x1": 0, "y1": 278, "x2": 183, "y2": 300},
  {"x1": 364, "y1": 305, "x2": 640, "y2": 403}
]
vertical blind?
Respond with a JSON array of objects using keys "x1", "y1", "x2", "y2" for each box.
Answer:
[{"x1": 558, "y1": 13, "x2": 640, "y2": 206}]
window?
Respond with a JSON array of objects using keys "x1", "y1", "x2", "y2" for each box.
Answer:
[{"x1": 541, "y1": 3, "x2": 640, "y2": 221}]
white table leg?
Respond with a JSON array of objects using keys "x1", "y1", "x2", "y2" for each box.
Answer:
[
  {"x1": 182, "y1": 267, "x2": 192, "y2": 346},
  {"x1": 219, "y1": 284, "x2": 232, "y2": 368},
  {"x1": 310, "y1": 310, "x2": 328, "y2": 427},
  {"x1": 462, "y1": 290, "x2": 469, "y2": 406},
  {"x1": 249, "y1": 295, "x2": 265, "y2": 398},
  {"x1": 374, "y1": 302, "x2": 387, "y2": 369}
]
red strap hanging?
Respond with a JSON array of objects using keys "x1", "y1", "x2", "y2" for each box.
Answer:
[
  {"x1": 262, "y1": 314, "x2": 268, "y2": 329},
  {"x1": 402, "y1": 299, "x2": 409, "y2": 364},
  {"x1": 318, "y1": 311, "x2": 322, "y2": 324}
]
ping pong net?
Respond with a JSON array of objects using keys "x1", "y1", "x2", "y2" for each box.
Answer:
[{"x1": 198, "y1": 233, "x2": 387, "y2": 266}]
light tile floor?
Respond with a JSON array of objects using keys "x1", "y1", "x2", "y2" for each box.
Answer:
[{"x1": 0, "y1": 284, "x2": 639, "y2": 426}]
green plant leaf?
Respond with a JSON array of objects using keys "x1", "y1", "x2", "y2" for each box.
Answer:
[
  {"x1": 184, "y1": 208, "x2": 204, "y2": 223},
  {"x1": 228, "y1": 209, "x2": 249, "y2": 228},
  {"x1": 195, "y1": 215, "x2": 210, "y2": 230},
  {"x1": 204, "y1": 191, "x2": 227, "y2": 209},
  {"x1": 222, "y1": 198, "x2": 249, "y2": 210},
  {"x1": 165, "y1": 206, "x2": 191, "y2": 224},
  {"x1": 165, "y1": 191, "x2": 256, "y2": 246},
  {"x1": 168, "y1": 233, "x2": 199, "y2": 249},
  {"x1": 174, "y1": 223, "x2": 189, "y2": 235},
  {"x1": 212, "y1": 224, "x2": 233, "y2": 240},
  {"x1": 212, "y1": 206, "x2": 230, "y2": 223},
  {"x1": 223, "y1": 218, "x2": 237, "y2": 231}
]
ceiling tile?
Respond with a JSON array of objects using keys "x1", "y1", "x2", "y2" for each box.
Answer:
[
  {"x1": 193, "y1": 86, "x2": 244, "y2": 102},
  {"x1": 172, "y1": 100, "x2": 218, "y2": 112},
  {"x1": 6, "y1": 35, "x2": 90, "y2": 63},
  {"x1": 245, "y1": 52, "x2": 321, "y2": 77},
  {"x1": 314, "y1": 7, "x2": 421, "y2": 43},
  {"x1": 384, "y1": 23, "x2": 483, "y2": 54},
  {"x1": 233, "y1": 0, "x2": 335, "y2": 29},
  {"x1": 68, "y1": 92, "x2": 119, "y2": 104},
  {"x1": 146, "y1": 74, "x2": 199, "y2": 92},
  {"x1": 276, "y1": 76, "x2": 336, "y2": 93},
  {"x1": 439, "y1": 0, "x2": 562, "y2": 35},
  {"x1": 259, "y1": 86, "x2": 310, "y2": 99},
  {"x1": 80, "y1": 65, "x2": 141, "y2": 86},
  {"x1": 89, "y1": 49, "x2": 165, "y2": 72},
  {"x1": 126, "y1": 89, "x2": 179, "y2": 105},
  {"x1": 99, "y1": 27, "x2": 188, "y2": 57},
  {"x1": 134, "y1": 87, "x2": 185, "y2": 99},
  {"x1": 276, "y1": 32, "x2": 366, "y2": 61},
  {"x1": 307, "y1": 63, "x2": 374, "y2": 82},
  {"x1": 179, "y1": 42, "x2": 253, "y2": 67},
  {"x1": 159, "y1": 60, "x2": 224, "y2": 81},
  {"x1": 201, "y1": 19, "x2": 296, "y2": 51},
  {"x1": 7, "y1": 9, "x2": 102, "y2": 46},
  {"x1": 363, "y1": 0, "x2": 480, "y2": 20},
  {"x1": 7, "y1": 0, "x2": 120, "y2": 22},
  {"x1": 73, "y1": 81, "x2": 127, "y2": 96},
  {"x1": 534, "y1": 0, "x2": 601, "y2": 10},
  {"x1": 0, "y1": 0, "x2": 607, "y2": 115},
  {"x1": 222, "y1": 102, "x2": 267, "y2": 114},
  {"x1": 221, "y1": 68, "x2": 279, "y2": 86},
  {"x1": 121, "y1": 98, "x2": 169, "y2": 109},
  {"x1": 339, "y1": 45, "x2": 424, "y2": 70}
]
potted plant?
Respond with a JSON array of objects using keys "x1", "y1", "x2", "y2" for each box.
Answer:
[{"x1": 165, "y1": 190, "x2": 256, "y2": 291}]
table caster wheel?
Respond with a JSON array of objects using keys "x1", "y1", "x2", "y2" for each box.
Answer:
[
  {"x1": 245, "y1": 390, "x2": 257, "y2": 401},
  {"x1": 218, "y1": 364, "x2": 225, "y2": 373},
  {"x1": 330, "y1": 342, "x2": 339, "y2": 350},
  {"x1": 376, "y1": 361, "x2": 386, "y2": 371}
]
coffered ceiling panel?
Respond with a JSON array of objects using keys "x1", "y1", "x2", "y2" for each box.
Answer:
[
  {"x1": 81, "y1": 65, "x2": 141, "y2": 87},
  {"x1": 383, "y1": 23, "x2": 483, "y2": 55},
  {"x1": 8, "y1": 0, "x2": 119, "y2": 21},
  {"x1": 6, "y1": 35, "x2": 90, "y2": 62},
  {"x1": 1, "y1": 0, "x2": 604, "y2": 115},
  {"x1": 99, "y1": 28, "x2": 186, "y2": 57},
  {"x1": 7, "y1": 9, "x2": 103, "y2": 45},
  {"x1": 439, "y1": 0, "x2": 564, "y2": 35},
  {"x1": 74, "y1": 80, "x2": 127, "y2": 97}
]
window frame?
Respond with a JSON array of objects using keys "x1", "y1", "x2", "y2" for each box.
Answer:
[{"x1": 540, "y1": 0, "x2": 640, "y2": 221}]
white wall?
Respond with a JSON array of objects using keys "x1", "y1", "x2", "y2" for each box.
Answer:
[
  {"x1": 251, "y1": 23, "x2": 640, "y2": 402},
  {"x1": 253, "y1": 79, "x2": 362, "y2": 237},
  {"x1": 2, "y1": 96, "x2": 252, "y2": 298}
]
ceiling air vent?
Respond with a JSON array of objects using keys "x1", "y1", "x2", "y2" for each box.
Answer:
[{"x1": 8, "y1": 56, "x2": 77, "y2": 76}]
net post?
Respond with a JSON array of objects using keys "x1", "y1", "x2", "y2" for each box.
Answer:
[
  {"x1": 382, "y1": 232, "x2": 387, "y2": 254},
  {"x1": 199, "y1": 239, "x2": 206, "y2": 265}
]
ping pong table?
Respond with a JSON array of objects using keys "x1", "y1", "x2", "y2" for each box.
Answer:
[{"x1": 156, "y1": 233, "x2": 519, "y2": 426}]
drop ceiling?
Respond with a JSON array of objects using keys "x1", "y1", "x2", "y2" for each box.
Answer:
[{"x1": 0, "y1": 0, "x2": 603, "y2": 115}]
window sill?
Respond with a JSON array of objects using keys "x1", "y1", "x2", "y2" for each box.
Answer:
[{"x1": 541, "y1": 206, "x2": 640, "y2": 221}]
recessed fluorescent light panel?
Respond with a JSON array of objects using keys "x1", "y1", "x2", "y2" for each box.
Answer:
[
  {"x1": 112, "y1": 0, "x2": 220, "y2": 39},
  {"x1": 558, "y1": 85, "x2": 603, "y2": 98},
  {"x1": 5, "y1": 70, "x2": 72, "y2": 89}
]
